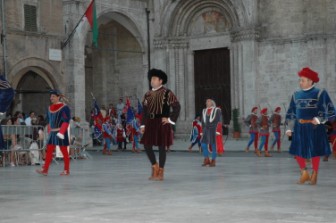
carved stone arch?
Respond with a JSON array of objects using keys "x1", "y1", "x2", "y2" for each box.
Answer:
[
  {"x1": 77, "y1": 9, "x2": 146, "y2": 52},
  {"x1": 160, "y1": 0, "x2": 246, "y2": 37},
  {"x1": 8, "y1": 57, "x2": 60, "y2": 90}
]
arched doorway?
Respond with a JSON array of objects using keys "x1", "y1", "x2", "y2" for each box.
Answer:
[
  {"x1": 84, "y1": 12, "x2": 145, "y2": 120},
  {"x1": 15, "y1": 70, "x2": 52, "y2": 116}
]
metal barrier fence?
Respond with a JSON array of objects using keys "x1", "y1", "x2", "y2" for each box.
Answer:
[
  {"x1": 0, "y1": 122, "x2": 93, "y2": 167},
  {"x1": 0, "y1": 125, "x2": 45, "y2": 166}
]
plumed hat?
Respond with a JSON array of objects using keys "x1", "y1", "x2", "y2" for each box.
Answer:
[
  {"x1": 148, "y1": 69, "x2": 167, "y2": 85},
  {"x1": 298, "y1": 67, "x2": 319, "y2": 83},
  {"x1": 260, "y1": 108, "x2": 267, "y2": 114},
  {"x1": 251, "y1": 107, "x2": 258, "y2": 113},
  {"x1": 274, "y1": 107, "x2": 281, "y2": 112}
]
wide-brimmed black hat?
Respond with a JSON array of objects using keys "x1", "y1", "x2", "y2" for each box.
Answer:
[{"x1": 148, "y1": 69, "x2": 167, "y2": 85}]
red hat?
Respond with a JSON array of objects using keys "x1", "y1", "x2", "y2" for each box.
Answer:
[
  {"x1": 274, "y1": 107, "x2": 281, "y2": 112},
  {"x1": 298, "y1": 67, "x2": 319, "y2": 83},
  {"x1": 260, "y1": 108, "x2": 267, "y2": 114},
  {"x1": 251, "y1": 107, "x2": 258, "y2": 112}
]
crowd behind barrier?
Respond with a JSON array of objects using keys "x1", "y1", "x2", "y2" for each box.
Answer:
[{"x1": 0, "y1": 122, "x2": 92, "y2": 167}]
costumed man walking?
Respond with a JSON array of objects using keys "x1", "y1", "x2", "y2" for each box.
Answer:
[
  {"x1": 140, "y1": 68, "x2": 180, "y2": 181},
  {"x1": 188, "y1": 115, "x2": 202, "y2": 153},
  {"x1": 200, "y1": 99, "x2": 222, "y2": 167},
  {"x1": 36, "y1": 90, "x2": 71, "y2": 176},
  {"x1": 270, "y1": 107, "x2": 282, "y2": 152},
  {"x1": 244, "y1": 107, "x2": 259, "y2": 153},
  {"x1": 285, "y1": 67, "x2": 335, "y2": 185},
  {"x1": 257, "y1": 108, "x2": 272, "y2": 157}
]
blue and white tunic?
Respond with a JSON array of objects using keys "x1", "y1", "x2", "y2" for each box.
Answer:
[{"x1": 286, "y1": 87, "x2": 335, "y2": 158}]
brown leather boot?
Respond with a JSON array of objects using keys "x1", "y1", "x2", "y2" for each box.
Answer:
[
  {"x1": 148, "y1": 163, "x2": 159, "y2": 180},
  {"x1": 297, "y1": 169, "x2": 310, "y2": 184},
  {"x1": 155, "y1": 168, "x2": 164, "y2": 181},
  {"x1": 209, "y1": 159, "x2": 216, "y2": 167},
  {"x1": 245, "y1": 147, "x2": 249, "y2": 152},
  {"x1": 255, "y1": 149, "x2": 262, "y2": 157},
  {"x1": 264, "y1": 151, "x2": 272, "y2": 157},
  {"x1": 310, "y1": 171, "x2": 318, "y2": 185},
  {"x1": 202, "y1": 157, "x2": 211, "y2": 166}
]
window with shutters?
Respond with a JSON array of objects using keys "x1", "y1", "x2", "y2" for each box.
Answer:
[{"x1": 24, "y1": 4, "x2": 37, "y2": 32}]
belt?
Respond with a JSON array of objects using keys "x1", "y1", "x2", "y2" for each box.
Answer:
[
  {"x1": 147, "y1": 113, "x2": 164, "y2": 119},
  {"x1": 50, "y1": 128, "x2": 60, "y2": 132},
  {"x1": 298, "y1": 119, "x2": 312, "y2": 124}
]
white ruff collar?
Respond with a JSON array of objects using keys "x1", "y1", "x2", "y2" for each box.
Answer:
[{"x1": 152, "y1": 85, "x2": 163, "y2": 91}]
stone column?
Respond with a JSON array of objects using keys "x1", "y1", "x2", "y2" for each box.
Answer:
[
  {"x1": 62, "y1": 1, "x2": 87, "y2": 120},
  {"x1": 230, "y1": 28, "x2": 259, "y2": 117}
]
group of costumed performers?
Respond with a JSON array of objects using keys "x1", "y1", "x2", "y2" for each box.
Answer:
[
  {"x1": 285, "y1": 67, "x2": 335, "y2": 185},
  {"x1": 244, "y1": 106, "x2": 282, "y2": 157},
  {"x1": 92, "y1": 95, "x2": 143, "y2": 154},
  {"x1": 34, "y1": 66, "x2": 335, "y2": 188},
  {"x1": 36, "y1": 90, "x2": 71, "y2": 176}
]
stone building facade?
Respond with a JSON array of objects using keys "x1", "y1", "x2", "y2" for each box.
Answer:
[{"x1": 1, "y1": 0, "x2": 336, "y2": 135}]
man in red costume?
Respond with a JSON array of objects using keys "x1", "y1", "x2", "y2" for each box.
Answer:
[
  {"x1": 244, "y1": 107, "x2": 259, "y2": 153},
  {"x1": 257, "y1": 108, "x2": 272, "y2": 157},
  {"x1": 36, "y1": 90, "x2": 71, "y2": 176},
  {"x1": 270, "y1": 107, "x2": 282, "y2": 152}
]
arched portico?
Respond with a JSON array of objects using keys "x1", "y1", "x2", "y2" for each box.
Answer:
[{"x1": 63, "y1": 6, "x2": 148, "y2": 121}]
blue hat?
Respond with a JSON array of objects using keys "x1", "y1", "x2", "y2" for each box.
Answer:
[{"x1": 49, "y1": 89, "x2": 62, "y2": 96}]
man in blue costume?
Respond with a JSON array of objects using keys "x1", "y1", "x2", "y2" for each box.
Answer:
[
  {"x1": 285, "y1": 67, "x2": 335, "y2": 185},
  {"x1": 36, "y1": 90, "x2": 71, "y2": 176}
]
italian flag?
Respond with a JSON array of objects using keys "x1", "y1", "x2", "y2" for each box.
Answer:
[{"x1": 84, "y1": 0, "x2": 98, "y2": 47}]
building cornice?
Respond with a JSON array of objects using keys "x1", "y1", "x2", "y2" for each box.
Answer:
[{"x1": 7, "y1": 28, "x2": 63, "y2": 40}]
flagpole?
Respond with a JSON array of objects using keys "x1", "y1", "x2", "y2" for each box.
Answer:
[{"x1": 61, "y1": 0, "x2": 95, "y2": 49}]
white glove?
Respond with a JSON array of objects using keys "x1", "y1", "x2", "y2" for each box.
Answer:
[
  {"x1": 57, "y1": 133, "x2": 64, "y2": 139},
  {"x1": 216, "y1": 132, "x2": 220, "y2": 135}
]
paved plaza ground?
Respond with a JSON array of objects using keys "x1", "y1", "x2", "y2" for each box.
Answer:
[{"x1": 1, "y1": 138, "x2": 336, "y2": 223}]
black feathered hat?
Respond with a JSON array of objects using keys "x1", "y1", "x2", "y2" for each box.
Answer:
[{"x1": 148, "y1": 68, "x2": 167, "y2": 85}]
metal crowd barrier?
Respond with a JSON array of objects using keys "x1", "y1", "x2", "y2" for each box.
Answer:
[
  {"x1": 69, "y1": 122, "x2": 92, "y2": 159},
  {"x1": 0, "y1": 122, "x2": 93, "y2": 167},
  {"x1": 0, "y1": 125, "x2": 46, "y2": 167}
]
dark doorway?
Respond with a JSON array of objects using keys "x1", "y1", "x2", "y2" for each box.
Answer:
[
  {"x1": 15, "y1": 71, "x2": 51, "y2": 116},
  {"x1": 194, "y1": 48, "x2": 231, "y2": 125}
]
